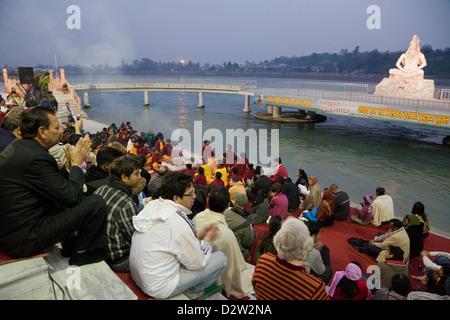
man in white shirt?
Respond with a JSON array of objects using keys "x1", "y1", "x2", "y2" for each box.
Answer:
[
  {"x1": 129, "y1": 171, "x2": 227, "y2": 299},
  {"x1": 371, "y1": 187, "x2": 394, "y2": 227},
  {"x1": 412, "y1": 250, "x2": 450, "y2": 295}
]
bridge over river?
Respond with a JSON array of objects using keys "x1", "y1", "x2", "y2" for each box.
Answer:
[{"x1": 68, "y1": 77, "x2": 257, "y2": 112}]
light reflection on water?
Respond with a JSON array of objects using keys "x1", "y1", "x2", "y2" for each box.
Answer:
[{"x1": 82, "y1": 80, "x2": 450, "y2": 237}]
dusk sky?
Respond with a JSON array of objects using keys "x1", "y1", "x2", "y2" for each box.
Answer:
[{"x1": 1, "y1": 0, "x2": 449, "y2": 68}]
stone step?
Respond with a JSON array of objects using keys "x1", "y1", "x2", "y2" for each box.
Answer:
[
  {"x1": 49, "y1": 262, "x2": 138, "y2": 300},
  {"x1": 0, "y1": 257, "x2": 48, "y2": 286},
  {"x1": 51, "y1": 90, "x2": 88, "y2": 118},
  {"x1": 0, "y1": 271, "x2": 54, "y2": 300},
  {"x1": 44, "y1": 245, "x2": 137, "y2": 300},
  {"x1": 0, "y1": 257, "x2": 54, "y2": 300}
]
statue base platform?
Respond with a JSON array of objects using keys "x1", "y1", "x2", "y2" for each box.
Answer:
[{"x1": 373, "y1": 78, "x2": 435, "y2": 100}]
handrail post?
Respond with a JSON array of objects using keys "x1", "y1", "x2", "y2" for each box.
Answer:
[
  {"x1": 198, "y1": 91, "x2": 204, "y2": 108},
  {"x1": 144, "y1": 90, "x2": 150, "y2": 106},
  {"x1": 84, "y1": 92, "x2": 90, "y2": 108},
  {"x1": 2, "y1": 69, "x2": 10, "y2": 93},
  {"x1": 243, "y1": 95, "x2": 251, "y2": 113}
]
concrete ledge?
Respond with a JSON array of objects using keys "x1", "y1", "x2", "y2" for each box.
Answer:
[
  {"x1": 44, "y1": 245, "x2": 137, "y2": 300},
  {"x1": 0, "y1": 258, "x2": 54, "y2": 300},
  {"x1": 0, "y1": 257, "x2": 48, "y2": 287}
]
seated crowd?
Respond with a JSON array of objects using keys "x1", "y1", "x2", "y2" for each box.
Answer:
[{"x1": 0, "y1": 105, "x2": 448, "y2": 300}]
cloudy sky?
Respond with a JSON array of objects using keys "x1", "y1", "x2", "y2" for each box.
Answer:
[{"x1": 1, "y1": 0, "x2": 449, "y2": 68}]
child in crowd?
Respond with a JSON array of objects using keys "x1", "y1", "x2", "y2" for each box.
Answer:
[
  {"x1": 193, "y1": 166, "x2": 208, "y2": 186},
  {"x1": 350, "y1": 195, "x2": 373, "y2": 225},
  {"x1": 182, "y1": 163, "x2": 196, "y2": 178},
  {"x1": 210, "y1": 171, "x2": 225, "y2": 187},
  {"x1": 242, "y1": 163, "x2": 255, "y2": 187}
]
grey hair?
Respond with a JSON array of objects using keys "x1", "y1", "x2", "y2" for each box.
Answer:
[{"x1": 273, "y1": 218, "x2": 313, "y2": 261}]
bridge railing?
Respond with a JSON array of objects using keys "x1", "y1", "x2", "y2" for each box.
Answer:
[
  {"x1": 67, "y1": 76, "x2": 257, "y2": 88},
  {"x1": 256, "y1": 87, "x2": 450, "y2": 111},
  {"x1": 69, "y1": 82, "x2": 255, "y2": 92},
  {"x1": 65, "y1": 80, "x2": 83, "y2": 111},
  {"x1": 61, "y1": 74, "x2": 450, "y2": 100},
  {"x1": 255, "y1": 79, "x2": 372, "y2": 94}
]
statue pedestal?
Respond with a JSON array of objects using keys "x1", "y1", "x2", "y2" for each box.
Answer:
[{"x1": 373, "y1": 78, "x2": 435, "y2": 100}]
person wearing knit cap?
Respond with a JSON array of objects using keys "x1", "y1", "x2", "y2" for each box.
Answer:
[
  {"x1": 350, "y1": 195, "x2": 374, "y2": 225},
  {"x1": 233, "y1": 192, "x2": 248, "y2": 208},
  {"x1": 364, "y1": 195, "x2": 373, "y2": 205},
  {"x1": 224, "y1": 191, "x2": 254, "y2": 260},
  {"x1": 0, "y1": 106, "x2": 25, "y2": 153},
  {"x1": 327, "y1": 262, "x2": 372, "y2": 300}
]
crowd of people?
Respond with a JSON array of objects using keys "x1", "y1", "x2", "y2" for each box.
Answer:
[
  {"x1": 0, "y1": 103, "x2": 448, "y2": 301},
  {"x1": 0, "y1": 72, "x2": 59, "y2": 112}
]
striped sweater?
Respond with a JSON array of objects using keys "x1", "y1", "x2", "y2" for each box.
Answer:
[{"x1": 252, "y1": 253, "x2": 330, "y2": 300}]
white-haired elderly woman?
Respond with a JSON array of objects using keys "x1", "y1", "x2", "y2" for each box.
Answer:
[{"x1": 251, "y1": 217, "x2": 330, "y2": 300}]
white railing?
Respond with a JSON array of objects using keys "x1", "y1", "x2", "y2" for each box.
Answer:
[
  {"x1": 56, "y1": 73, "x2": 450, "y2": 100},
  {"x1": 67, "y1": 77, "x2": 375, "y2": 94},
  {"x1": 255, "y1": 78, "x2": 374, "y2": 93},
  {"x1": 69, "y1": 82, "x2": 254, "y2": 92},
  {"x1": 68, "y1": 76, "x2": 257, "y2": 88},
  {"x1": 256, "y1": 87, "x2": 450, "y2": 111}
]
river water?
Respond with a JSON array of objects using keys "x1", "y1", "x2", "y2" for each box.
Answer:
[{"x1": 72, "y1": 76, "x2": 450, "y2": 238}]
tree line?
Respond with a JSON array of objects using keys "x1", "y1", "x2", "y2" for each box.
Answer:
[
  {"x1": 261, "y1": 46, "x2": 450, "y2": 76},
  {"x1": 4, "y1": 46, "x2": 449, "y2": 78}
]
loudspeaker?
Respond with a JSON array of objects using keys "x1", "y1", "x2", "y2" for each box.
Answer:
[{"x1": 18, "y1": 67, "x2": 35, "y2": 84}]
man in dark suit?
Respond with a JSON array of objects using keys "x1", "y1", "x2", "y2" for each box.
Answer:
[{"x1": 0, "y1": 106, "x2": 108, "y2": 266}]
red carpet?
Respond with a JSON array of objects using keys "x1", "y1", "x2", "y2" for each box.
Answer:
[
  {"x1": 248, "y1": 207, "x2": 450, "y2": 291},
  {"x1": 296, "y1": 208, "x2": 450, "y2": 289},
  {"x1": 116, "y1": 206, "x2": 450, "y2": 298},
  {"x1": 114, "y1": 271, "x2": 151, "y2": 300}
]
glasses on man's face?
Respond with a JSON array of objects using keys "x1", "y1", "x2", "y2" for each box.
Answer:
[{"x1": 183, "y1": 193, "x2": 195, "y2": 198}]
